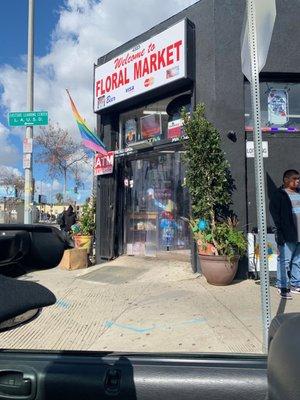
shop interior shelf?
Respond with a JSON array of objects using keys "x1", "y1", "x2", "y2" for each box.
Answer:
[
  {"x1": 130, "y1": 228, "x2": 157, "y2": 232},
  {"x1": 128, "y1": 212, "x2": 158, "y2": 220}
]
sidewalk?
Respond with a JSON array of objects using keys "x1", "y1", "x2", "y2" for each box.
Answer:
[{"x1": 1, "y1": 255, "x2": 300, "y2": 353}]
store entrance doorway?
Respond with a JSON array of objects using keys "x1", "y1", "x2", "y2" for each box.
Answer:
[{"x1": 124, "y1": 151, "x2": 191, "y2": 261}]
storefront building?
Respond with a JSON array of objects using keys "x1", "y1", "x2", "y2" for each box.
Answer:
[{"x1": 94, "y1": 0, "x2": 300, "y2": 276}]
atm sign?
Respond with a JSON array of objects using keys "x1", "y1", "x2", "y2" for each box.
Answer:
[{"x1": 94, "y1": 151, "x2": 115, "y2": 175}]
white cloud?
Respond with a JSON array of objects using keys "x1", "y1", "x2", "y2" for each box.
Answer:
[
  {"x1": 0, "y1": 0, "x2": 197, "y2": 181},
  {"x1": 0, "y1": 122, "x2": 19, "y2": 166},
  {"x1": 0, "y1": 0, "x2": 197, "y2": 134},
  {"x1": 34, "y1": 178, "x2": 64, "y2": 203},
  {"x1": 35, "y1": 178, "x2": 63, "y2": 193},
  {"x1": 0, "y1": 164, "x2": 22, "y2": 177},
  {"x1": 75, "y1": 156, "x2": 94, "y2": 188},
  {"x1": 52, "y1": 179, "x2": 63, "y2": 191}
]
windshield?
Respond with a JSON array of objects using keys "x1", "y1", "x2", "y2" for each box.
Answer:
[{"x1": 0, "y1": 0, "x2": 299, "y2": 356}]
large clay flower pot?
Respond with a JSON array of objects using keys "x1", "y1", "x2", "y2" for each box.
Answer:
[
  {"x1": 73, "y1": 235, "x2": 93, "y2": 254},
  {"x1": 199, "y1": 254, "x2": 239, "y2": 285}
]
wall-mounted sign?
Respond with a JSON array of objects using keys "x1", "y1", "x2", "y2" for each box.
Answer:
[
  {"x1": 140, "y1": 114, "x2": 161, "y2": 139},
  {"x1": 94, "y1": 19, "x2": 187, "y2": 112},
  {"x1": 167, "y1": 118, "x2": 184, "y2": 139},
  {"x1": 268, "y1": 89, "x2": 289, "y2": 125},
  {"x1": 125, "y1": 118, "x2": 137, "y2": 145},
  {"x1": 94, "y1": 151, "x2": 115, "y2": 175},
  {"x1": 246, "y1": 141, "x2": 268, "y2": 158}
]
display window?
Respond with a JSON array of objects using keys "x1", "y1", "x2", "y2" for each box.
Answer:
[
  {"x1": 118, "y1": 93, "x2": 191, "y2": 149},
  {"x1": 244, "y1": 81, "x2": 300, "y2": 133}
]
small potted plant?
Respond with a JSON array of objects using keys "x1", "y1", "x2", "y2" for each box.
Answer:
[
  {"x1": 72, "y1": 199, "x2": 95, "y2": 254},
  {"x1": 182, "y1": 104, "x2": 247, "y2": 285}
]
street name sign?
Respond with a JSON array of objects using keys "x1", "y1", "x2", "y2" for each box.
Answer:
[{"x1": 8, "y1": 111, "x2": 48, "y2": 127}]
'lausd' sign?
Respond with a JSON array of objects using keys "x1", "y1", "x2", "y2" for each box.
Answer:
[
  {"x1": 94, "y1": 20, "x2": 187, "y2": 112},
  {"x1": 94, "y1": 152, "x2": 115, "y2": 176}
]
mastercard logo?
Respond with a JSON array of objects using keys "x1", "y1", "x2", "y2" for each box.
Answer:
[{"x1": 144, "y1": 77, "x2": 154, "y2": 87}]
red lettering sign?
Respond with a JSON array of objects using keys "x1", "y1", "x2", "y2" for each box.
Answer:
[
  {"x1": 95, "y1": 67, "x2": 130, "y2": 96},
  {"x1": 94, "y1": 20, "x2": 186, "y2": 112},
  {"x1": 94, "y1": 151, "x2": 115, "y2": 176}
]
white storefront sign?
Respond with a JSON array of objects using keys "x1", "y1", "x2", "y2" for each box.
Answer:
[{"x1": 94, "y1": 20, "x2": 187, "y2": 112}]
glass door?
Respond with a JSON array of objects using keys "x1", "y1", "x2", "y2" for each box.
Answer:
[{"x1": 125, "y1": 152, "x2": 190, "y2": 259}]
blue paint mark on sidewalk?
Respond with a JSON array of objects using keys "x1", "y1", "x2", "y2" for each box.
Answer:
[
  {"x1": 105, "y1": 317, "x2": 206, "y2": 334},
  {"x1": 105, "y1": 321, "x2": 154, "y2": 333},
  {"x1": 56, "y1": 299, "x2": 71, "y2": 309}
]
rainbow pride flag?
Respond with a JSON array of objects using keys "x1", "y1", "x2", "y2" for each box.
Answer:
[{"x1": 66, "y1": 89, "x2": 107, "y2": 154}]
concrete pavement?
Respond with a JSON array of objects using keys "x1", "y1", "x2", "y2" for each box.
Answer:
[{"x1": 1, "y1": 255, "x2": 300, "y2": 353}]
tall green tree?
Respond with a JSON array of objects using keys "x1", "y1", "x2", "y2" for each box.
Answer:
[{"x1": 182, "y1": 103, "x2": 232, "y2": 229}]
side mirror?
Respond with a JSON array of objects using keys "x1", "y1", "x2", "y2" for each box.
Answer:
[{"x1": 0, "y1": 224, "x2": 71, "y2": 274}]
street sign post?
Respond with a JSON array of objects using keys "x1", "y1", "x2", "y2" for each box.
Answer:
[
  {"x1": 8, "y1": 111, "x2": 48, "y2": 127},
  {"x1": 242, "y1": 0, "x2": 276, "y2": 352},
  {"x1": 24, "y1": 0, "x2": 35, "y2": 225}
]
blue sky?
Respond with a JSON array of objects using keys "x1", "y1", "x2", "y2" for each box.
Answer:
[
  {"x1": 0, "y1": 0, "x2": 62, "y2": 63},
  {"x1": 0, "y1": 0, "x2": 65, "y2": 200},
  {"x1": 0, "y1": 0, "x2": 94, "y2": 202},
  {"x1": 0, "y1": 0, "x2": 197, "y2": 203}
]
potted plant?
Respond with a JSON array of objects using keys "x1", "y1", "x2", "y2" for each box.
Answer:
[
  {"x1": 182, "y1": 104, "x2": 247, "y2": 285},
  {"x1": 72, "y1": 199, "x2": 95, "y2": 254}
]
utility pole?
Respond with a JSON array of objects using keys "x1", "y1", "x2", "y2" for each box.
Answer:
[{"x1": 24, "y1": 0, "x2": 34, "y2": 224}]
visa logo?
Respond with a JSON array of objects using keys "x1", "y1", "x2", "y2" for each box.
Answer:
[{"x1": 126, "y1": 85, "x2": 134, "y2": 93}]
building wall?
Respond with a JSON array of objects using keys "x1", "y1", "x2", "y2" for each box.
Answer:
[{"x1": 95, "y1": 0, "x2": 300, "y2": 270}]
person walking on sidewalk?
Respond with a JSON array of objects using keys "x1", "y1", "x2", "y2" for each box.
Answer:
[
  {"x1": 62, "y1": 205, "x2": 77, "y2": 233},
  {"x1": 270, "y1": 169, "x2": 300, "y2": 299}
]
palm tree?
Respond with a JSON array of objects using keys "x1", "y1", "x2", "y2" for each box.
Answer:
[{"x1": 55, "y1": 192, "x2": 63, "y2": 204}]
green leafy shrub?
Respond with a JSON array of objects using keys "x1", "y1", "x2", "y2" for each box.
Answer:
[
  {"x1": 182, "y1": 104, "x2": 247, "y2": 259},
  {"x1": 78, "y1": 199, "x2": 95, "y2": 236}
]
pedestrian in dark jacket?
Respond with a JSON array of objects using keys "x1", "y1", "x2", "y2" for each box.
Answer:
[
  {"x1": 57, "y1": 208, "x2": 66, "y2": 230},
  {"x1": 62, "y1": 205, "x2": 77, "y2": 232},
  {"x1": 269, "y1": 169, "x2": 300, "y2": 299}
]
